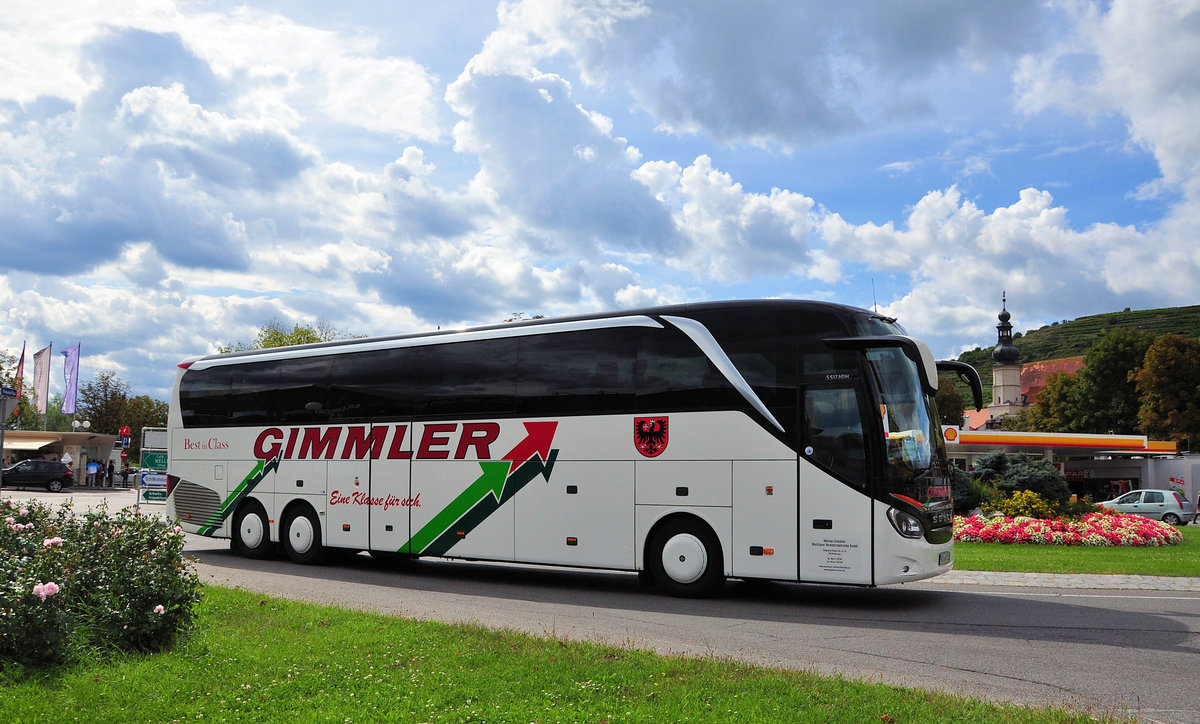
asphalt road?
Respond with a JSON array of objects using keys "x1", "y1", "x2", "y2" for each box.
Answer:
[{"x1": 7, "y1": 487, "x2": 1200, "y2": 723}]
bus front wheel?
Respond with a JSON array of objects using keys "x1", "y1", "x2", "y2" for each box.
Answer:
[
  {"x1": 645, "y1": 518, "x2": 724, "y2": 598},
  {"x1": 282, "y1": 505, "x2": 325, "y2": 564},
  {"x1": 233, "y1": 500, "x2": 274, "y2": 559}
]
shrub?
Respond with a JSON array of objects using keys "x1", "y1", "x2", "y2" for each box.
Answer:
[
  {"x1": 949, "y1": 464, "x2": 978, "y2": 514},
  {"x1": 995, "y1": 457, "x2": 1072, "y2": 503},
  {"x1": 994, "y1": 490, "x2": 1057, "y2": 519},
  {"x1": 0, "y1": 499, "x2": 202, "y2": 667},
  {"x1": 1058, "y1": 496, "x2": 1099, "y2": 517}
]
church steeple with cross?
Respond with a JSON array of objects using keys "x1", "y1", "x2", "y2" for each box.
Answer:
[{"x1": 988, "y1": 292, "x2": 1023, "y2": 420}]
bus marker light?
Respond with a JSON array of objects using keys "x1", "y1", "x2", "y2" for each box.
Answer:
[
  {"x1": 763, "y1": 547, "x2": 774, "y2": 555},
  {"x1": 343, "y1": 524, "x2": 351, "y2": 531},
  {"x1": 765, "y1": 486, "x2": 774, "y2": 495},
  {"x1": 566, "y1": 537, "x2": 578, "y2": 546}
]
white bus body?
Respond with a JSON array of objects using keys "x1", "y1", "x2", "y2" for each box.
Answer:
[{"x1": 167, "y1": 301, "x2": 978, "y2": 596}]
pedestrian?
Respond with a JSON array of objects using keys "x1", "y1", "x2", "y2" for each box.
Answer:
[
  {"x1": 121, "y1": 465, "x2": 130, "y2": 487},
  {"x1": 106, "y1": 460, "x2": 115, "y2": 488}
]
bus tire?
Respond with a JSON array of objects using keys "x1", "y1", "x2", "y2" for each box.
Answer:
[
  {"x1": 282, "y1": 505, "x2": 325, "y2": 565},
  {"x1": 645, "y1": 517, "x2": 724, "y2": 598},
  {"x1": 233, "y1": 500, "x2": 274, "y2": 559}
]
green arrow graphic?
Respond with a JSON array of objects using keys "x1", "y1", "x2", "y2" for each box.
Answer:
[
  {"x1": 196, "y1": 455, "x2": 280, "y2": 536},
  {"x1": 404, "y1": 460, "x2": 509, "y2": 554}
]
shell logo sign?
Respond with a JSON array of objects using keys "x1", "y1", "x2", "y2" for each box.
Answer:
[{"x1": 942, "y1": 426, "x2": 959, "y2": 443}]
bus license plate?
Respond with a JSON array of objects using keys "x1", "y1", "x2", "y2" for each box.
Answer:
[{"x1": 939, "y1": 551, "x2": 951, "y2": 566}]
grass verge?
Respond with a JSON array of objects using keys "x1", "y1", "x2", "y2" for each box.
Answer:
[
  {"x1": 0, "y1": 585, "x2": 1119, "y2": 723},
  {"x1": 954, "y1": 524, "x2": 1200, "y2": 576}
]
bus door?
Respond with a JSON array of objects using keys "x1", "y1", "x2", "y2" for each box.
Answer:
[
  {"x1": 369, "y1": 423, "x2": 412, "y2": 553},
  {"x1": 315, "y1": 423, "x2": 408, "y2": 553},
  {"x1": 797, "y1": 379, "x2": 874, "y2": 585}
]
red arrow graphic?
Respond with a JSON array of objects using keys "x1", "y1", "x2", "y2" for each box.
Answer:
[{"x1": 502, "y1": 421, "x2": 558, "y2": 474}]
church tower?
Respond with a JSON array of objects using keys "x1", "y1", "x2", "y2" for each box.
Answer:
[{"x1": 989, "y1": 293, "x2": 1023, "y2": 422}]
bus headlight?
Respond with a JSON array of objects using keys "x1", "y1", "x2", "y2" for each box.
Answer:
[{"x1": 887, "y1": 508, "x2": 923, "y2": 539}]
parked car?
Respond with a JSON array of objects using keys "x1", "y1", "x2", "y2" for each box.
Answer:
[
  {"x1": 1097, "y1": 489, "x2": 1193, "y2": 526},
  {"x1": 1, "y1": 459, "x2": 75, "y2": 492}
]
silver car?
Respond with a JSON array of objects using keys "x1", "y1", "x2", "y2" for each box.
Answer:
[{"x1": 1098, "y1": 489, "x2": 1193, "y2": 526}]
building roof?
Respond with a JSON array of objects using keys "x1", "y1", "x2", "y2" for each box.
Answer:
[
  {"x1": 943, "y1": 426, "x2": 1177, "y2": 457},
  {"x1": 965, "y1": 408, "x2": 992, "y2": 431},
  {"x1": 1021, "y1": 355, "x2": 1086, "y2": 405}
]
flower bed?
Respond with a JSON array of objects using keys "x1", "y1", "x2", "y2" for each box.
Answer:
[
  {"x1": 953, "y1": 511, "x2": 1183, "y2": 547},
  {"x1": 1, "y1": 498, "x2": 201, "y2": 668}
]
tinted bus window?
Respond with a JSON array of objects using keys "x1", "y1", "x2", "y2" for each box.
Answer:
[
  {"x1": 698, "y1": 309, "x2": 800, "y2": 439},
  {"x1": 517, "y1": 329, "x2": 637, "y2": 416},
  {"x1": 409, "y1": 338, "x2": 518, "y2": 418},
  {"x1": 635, "y1": 328, "x2": 738, "y2": 412},
  {"x1": 276, "y1": 356, "x2": 335, "y2": 424},
  {"x1": 179, "y1": 365, "x2": 232, "y2": 427},
  {"x1": 334, "y1": 348, "x2": 416, "y2": 421}
]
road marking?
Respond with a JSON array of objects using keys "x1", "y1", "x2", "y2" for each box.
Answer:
[{"x1": 986, "y1": 591, "x2": 1200, "y2": 601}]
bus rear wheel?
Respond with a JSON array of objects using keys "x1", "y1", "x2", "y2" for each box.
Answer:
[
  {"x1": 233, "y1": 500, "x2": 274, "y2": 559},
  {"x1": 282, "y1": 505, "x2": 325, "y2": 564},
  {"x1": 645, "y1": 518, "x2": 724, "y2": 598}
]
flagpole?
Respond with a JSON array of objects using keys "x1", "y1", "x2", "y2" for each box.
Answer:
[{"x1": 44, "y1": 343, "x2": 51, "y2": 431}]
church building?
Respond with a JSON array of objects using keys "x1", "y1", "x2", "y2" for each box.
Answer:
[{"x1": 963, "y1": 296, "x2": 1086, "y2": 430}]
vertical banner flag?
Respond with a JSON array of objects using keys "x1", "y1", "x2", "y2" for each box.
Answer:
[
  {"x1": 32, "y1": 344, "x2": 51, "y2": 415},
  {"x1": 8, "y1": 342, "x2": 23, "y2": 418},
  {"x1": 61, "y1": 343, "x2": 80, "y2": 415}
]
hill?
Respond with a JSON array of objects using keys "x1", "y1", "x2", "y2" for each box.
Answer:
[{"x1": 952, "y1": 304, "x2": 1200, "y2": 404}]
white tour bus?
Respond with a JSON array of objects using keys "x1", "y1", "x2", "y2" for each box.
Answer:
[{"x1": 166, "y1": 300, "x2": 981, "y2": 596}]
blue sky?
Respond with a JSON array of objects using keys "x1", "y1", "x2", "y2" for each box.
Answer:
[{"x1": 2, "y1": 0, "x2": 1198, "y2": 401}]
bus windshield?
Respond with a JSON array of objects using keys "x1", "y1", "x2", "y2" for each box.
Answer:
[{"x1": 864, "y1": 347, "x2": 950, "y2": 508}]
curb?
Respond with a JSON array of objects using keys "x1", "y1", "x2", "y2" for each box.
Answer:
[{"x1": 930, "y1": 569, "x2": 1200, "y2": 591}]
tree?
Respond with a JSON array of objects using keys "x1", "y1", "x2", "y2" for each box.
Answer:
[
  {"x1": 122, "y1": 394, "x2": 169, "y2": 460},
  {"x1": 76, "y1": 371, "x2": 131, "y2": 436},
  {"x1": 0, "y1": 349, "x2": 42, "y2": 430},
  {"x1": 1002, "y1": 371, "x2": 1082, "y2": 432},
  {"x1": 1135, "y1": 334, "x2": 1200, "y2": 451},
  {"x1": 1073, "y1": 328, "x2": 1155, "y2": 434},
  {"x1": 934, "y1": 373, "x2": 965, "y2": 426},
  {"x1": 44, "y1": 394, "x2": 74, "y2": 432},
  {"x1": 219, "y1": 318, "x2": 357, "y2": 353},
  {"x1": 969, "y1": 451, "x2": 1070, "y2": 504},
  {"x1": 1003, "y1": 328, "x2": 1154, "y2": 435}
]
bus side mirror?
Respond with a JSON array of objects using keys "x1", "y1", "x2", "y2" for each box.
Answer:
[{"x1": 935, "y1": 360, "x2": 983, "y2": 412}]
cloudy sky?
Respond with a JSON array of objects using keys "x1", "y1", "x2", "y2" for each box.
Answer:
[{"x1": 2, "y1": 0, "x2": 1198, "y2": 401}]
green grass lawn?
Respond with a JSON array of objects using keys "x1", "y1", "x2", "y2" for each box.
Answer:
[
  {"x1": 0, "y1": 586, "x2": 1119, "y2": 723},
  {"x1": 954, "y1": 524, "x2": 1200, "y2": 576}
]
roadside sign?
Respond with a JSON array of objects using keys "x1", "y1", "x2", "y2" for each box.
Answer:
[
  {"x1": 1, "y1": 386, "x2": 16, "y2": 398},
  {"x1": 142, "y1": 427, "x2": 168, "y2": 450},
  {"x1": 141, "y1": 471, "x2": 167, "y2": 487},
  {"x1": 120, "y1": 449, "x2": 128, "y2": 460},
  {"x1": 120, "y1": 436, "x2": 131, "y2": 448},
  {"x1": 0, "y1": 398, "x2": 14, "y2": 418},
  {"x1": 120, "y1": 425, "x2": 131, "y2": 437},
  {"x1": 136, "y1": 468, "x2": 167, "y2": 509},
  {"x1": 142, "y1": 451, "x2": 168, "y2": 470}
]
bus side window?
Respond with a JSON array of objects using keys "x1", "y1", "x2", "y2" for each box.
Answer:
[{"x1": 803, "y1": 386, "x2": 867, "y2": 487}]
